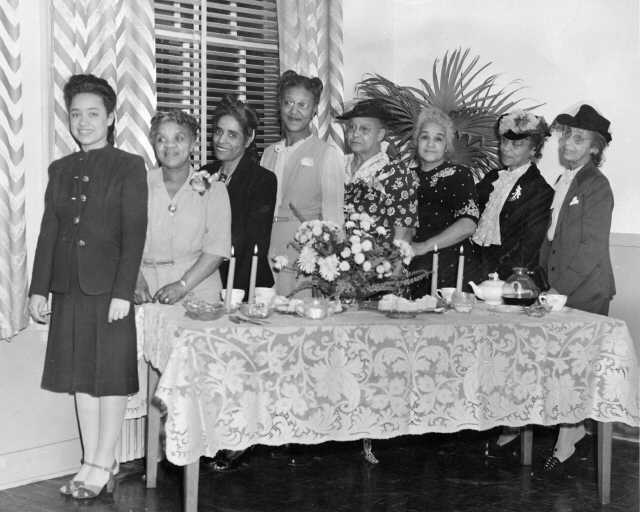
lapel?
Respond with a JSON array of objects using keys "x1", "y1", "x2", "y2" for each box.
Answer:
[
  {"x1": 555, "y1": 161, "x2": 595, "y2": 230},
  {"x1": 226, "y1": 153, "x2": 253, "y2": 202}
]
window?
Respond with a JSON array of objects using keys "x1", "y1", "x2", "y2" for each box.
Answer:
[{"x1": 154, "y1": 0, "x2": 280, "y2": 167}]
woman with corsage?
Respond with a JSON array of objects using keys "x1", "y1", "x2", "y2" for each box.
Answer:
[
  {"x1": 135, "y1": 110, "x2": 231, "y2": 305},
  {"x1": 261, "y1": 70, "x2": 344, "y2": 296},
  {"x1": 28, "y1": 74, "x2": 148, "y2": 500},
  {"x1": 470, "y1": 110, "x2": 553, "y2": 458},
  {"x1": 408, "y1": 106, "x2": 479, "y2": 295},
  {"x1": 469, "y1": 111, "x2": 553, "y2": 283}
]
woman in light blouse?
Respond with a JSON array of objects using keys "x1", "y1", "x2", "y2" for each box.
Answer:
[
  {"x1": 262, "y1": 69, "x2": 344, "y2": 296},
  {"x1": 135, "y1": 110, "x2": 231, "y2": 305}
]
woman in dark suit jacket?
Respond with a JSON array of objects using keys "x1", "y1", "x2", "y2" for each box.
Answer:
[
  {"x1": 470, "y1": 111, "x2": 553, "y2": 283},
  {"x1": 201, "y1": 96, "x2": 277, "y2": 299},
  {"x1": 28, "y1": 74, "x2": 148, "y2": 500},
  {"x1": 469, "y1": 111, "x2": 553, "y2": 458}
]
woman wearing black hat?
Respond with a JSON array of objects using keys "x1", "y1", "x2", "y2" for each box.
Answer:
[
  {"x1": 538, "y1": 104, "x2": 615, "y2": 476},
  {"x1": 339, "y1": 99, "x2": 419, "y2": 243},
  {"x1": 470, "y1": 111, "x2": 554, "y2": 283}
]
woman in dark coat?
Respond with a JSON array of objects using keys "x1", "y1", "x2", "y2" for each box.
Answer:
[
  {"x1": 201, "y1": 96, "x2": 277, "y2": 299},
  {"x1": 470, "y1": 111, "x2": 552, "y2": 457},
  {"x1": 470, "y1": 111, "x2": 553, "y2": 283},
  {"x1": 28, "y1": 74, "x2": 148, "y2": 500}
]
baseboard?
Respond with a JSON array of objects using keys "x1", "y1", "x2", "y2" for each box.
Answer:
[{"x1": 0, "y1": 437, "x2": 81, "y2": 490}]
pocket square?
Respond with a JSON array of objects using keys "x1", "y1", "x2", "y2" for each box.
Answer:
[
  {"x1": 569, "y1": 196, "x2": 579, "y2": 206},
  {"x1": 300, "y1": 157, "x2": 314, "y2": 166}
]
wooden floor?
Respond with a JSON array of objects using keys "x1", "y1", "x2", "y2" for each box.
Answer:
[{"x1": 1, "y1": 427, "x2": 638, "y2": 512}]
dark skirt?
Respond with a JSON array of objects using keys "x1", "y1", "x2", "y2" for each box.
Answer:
[{"x1": 41, "y1": 253, "x2": 138, "y2": 397}]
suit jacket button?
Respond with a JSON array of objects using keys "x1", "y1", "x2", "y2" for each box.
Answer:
[
  {"x1": 71, "y1": 196, "x2": 77, "y2": 201},
  {"x1": 78, "y1": 240, "x2": 86, "y2": 247},
  {"x1": 80, "y1": 194, "x2": 87, "y2": 202},
  {"x1": 73, "y1": 175, "x2": 79, "y2": 180},
  {"x1": 73, "y1": 216, "x2": 80, "y2": 224},
  {"x1": 551, "y1": 266, "x2": 555, "y2": 271},
  {"x1": 82, "y1": 175, "x2": 90, "y2": 182}
]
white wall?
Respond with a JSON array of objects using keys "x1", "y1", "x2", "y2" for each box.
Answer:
[{"x1": 344, "y1": 0, "x2": 640, "y2": 234}]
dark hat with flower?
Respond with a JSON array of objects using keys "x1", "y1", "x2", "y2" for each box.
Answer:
[
  {"x1": 498, "y1": 110, "x2": 550, "y2": 140},
  {"x1": 337, "y1": 99, "x2": 392, "y2": 122},
  {"x1": 553, "y1": 104, "x2": 612, "y2": 143}
]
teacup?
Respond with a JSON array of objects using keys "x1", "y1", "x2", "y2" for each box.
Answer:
[
  {"x1": 436, "y1": 287, "x2": 457, "y2": 304},
  {"x1": 538, "y1": 292, "x2": 567, "y2": 312},
  {"x1": 450, "y1": 290, "x2": 475, "y2": 313},
  {"x1": 220, "y1": 288, "x2": 245, "y2": 307},
  {"x1": 254, "y1": 287, "x2": 276, "y2": 306}
]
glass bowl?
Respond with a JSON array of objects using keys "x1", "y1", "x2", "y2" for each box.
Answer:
[
  {"x1": 239, "y1": 302, "x2": 272, "y2": 319},
  {"x1": 183, "y1": 295, "x2": 225, "y2": 321}
]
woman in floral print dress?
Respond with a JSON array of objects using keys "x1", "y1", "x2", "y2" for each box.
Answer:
[
  {"x1": 338, "y1": 99, "x2": 419, "y2": 243},
  {"x1": 409, "y1": 107, "x2": 479, "y2": 295}
]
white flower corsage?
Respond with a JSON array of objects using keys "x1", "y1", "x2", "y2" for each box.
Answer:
[
  {"x1": 189, "y1": 170, "x2": 217, "y2": 195},
  {"x1": 508, "y1": 185, "x2": 522, "y2": 201},
  {"x1": 301, "y1": 157, "x2": 314, "y2": 166}
]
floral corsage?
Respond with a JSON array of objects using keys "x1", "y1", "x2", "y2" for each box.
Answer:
[{"x1": 189, "y1": 170, "x2": 218, "y2": 195}]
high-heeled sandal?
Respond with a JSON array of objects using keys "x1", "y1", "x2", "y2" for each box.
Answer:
[
  {"x1": 71, "y1": 461, "x2": 117, "y2": 500},
  {"x1": 59, "y1": 459, "x2": 84, "y2": 496}
]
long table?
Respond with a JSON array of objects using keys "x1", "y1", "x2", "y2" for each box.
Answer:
[{"x1": 141, "y1": 302, "x2": 639, "y2": 512}]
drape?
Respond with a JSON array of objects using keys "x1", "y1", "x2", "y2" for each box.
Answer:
[
  {"x1": 276, "y1": 0, "x2": 344, "y2": 148},
  {"x1": 0, "y1": 0, "x2": 28, "y2": 340},
  {"x1": 51, "y1": 0, "x2": 156, "y2": 166}
]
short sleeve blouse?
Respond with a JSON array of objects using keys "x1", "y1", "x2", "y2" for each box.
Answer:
[{"x1": 413, "y1": 161, "x2": 479, "y2": 242}]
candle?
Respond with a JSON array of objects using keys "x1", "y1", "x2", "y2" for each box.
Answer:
[
  {"x1": 248, "y1": 244, "x2": 258, "y2": 304},
  {"x1": 224, "y1": 246, "x2": 236, "y2": 310},
  {"x1": 456, "y1": 245, "x2": 464, "y2": 292},
  {"x1": 430, "y1": 244, "x2": 439, "y2": 297}
]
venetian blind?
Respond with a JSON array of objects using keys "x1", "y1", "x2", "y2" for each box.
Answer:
[{"x1": 154, "y1": 0, "x2": 280, "y2": 166}]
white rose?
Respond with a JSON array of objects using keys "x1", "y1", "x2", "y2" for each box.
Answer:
[
  {"x1": 323, "y1": 233, "x2": 330, "y2": 241},
  {"x1": 376, "y1": 226, "x2": 387, "y2": 236},
  {"x1": 361, "y1": 240, "x2": 373, "y2": 252},
  {"x1": 351, "y1": 243, "x2": 362, "y2": 254},
  {"x1": 339, "y1": 261, "x2": 350, "y2": 271},
  {"x1": 312, "y1": 225, "x2": 322, "y2": 236},
  {"x1": 354, "y1": 253, "x2": 365, "y2": 264},
  {"x1": 362, "y1": 261, "x2": 372, "y2": 271},
  {"x1": 340, "y1": 248, "x2": 352, "y2": 258},
  {"x1": 376, "y1": 264, "x2": 385, "y2": 275},
  {"x1": 349, "y1": 235, "x2": 361, "y2": 245}
]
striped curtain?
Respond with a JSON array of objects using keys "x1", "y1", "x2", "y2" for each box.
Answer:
[
  {"x1": 51, "y1": 0, "x2": 156, "y2": 165},
  {"x1": 276, "y1": 0, "x2": 344, "y2": 148},
  {"x1": 0, "y1": 0, "x2": 28, "y2": 340}
]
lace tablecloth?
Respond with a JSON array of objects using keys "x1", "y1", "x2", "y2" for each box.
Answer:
[{"x1": 141, "y1": 303, "x2": 639, "y2": 466}]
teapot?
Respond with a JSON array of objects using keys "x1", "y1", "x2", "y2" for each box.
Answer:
[{"x1": 468, "y1": 272, "x2": 504, "y2": 305}]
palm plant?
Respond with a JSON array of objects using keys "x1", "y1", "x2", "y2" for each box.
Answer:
[{"x1": 355, "y1": 48, "x2": 541, "y2": 179}]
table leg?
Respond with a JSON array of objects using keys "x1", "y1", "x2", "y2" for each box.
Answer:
[
  {"x1": 184, "y1": 460, "x2": 200, "y2": 512},
  {"x1": 520, "y1": 426, "x2": 533, "y2": 466},
  {"x1": 146, "y1": 365, "x2": 161, "y2": 488},
  {"x1": 597, "y1": 421, "x2": 612, "y2": 505}
]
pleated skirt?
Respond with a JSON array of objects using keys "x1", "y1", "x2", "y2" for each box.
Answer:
[{"x1": 41, "y1": 253, "x2": 138, "y2": 397}]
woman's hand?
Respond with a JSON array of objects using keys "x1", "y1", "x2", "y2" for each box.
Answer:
[
  {"x1": 134, "y1": 273, "x2": 153, "y2": 304},
  {"x1": 28, "y1": 294, "x2": 50, "y2": 323},
  {"x1": 153, "y1": 281, "x2": 188, "y2": 305},
  {"x1": 411, "y1": 241, "x2": 430, "y2": 257},
  {"x1": 108, "y1": 298, "x2": 131, "y2": 323}
]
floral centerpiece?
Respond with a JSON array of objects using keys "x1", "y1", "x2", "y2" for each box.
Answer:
[{"x1": 273, "y1": 209, "x2": 425, "y2": 300}]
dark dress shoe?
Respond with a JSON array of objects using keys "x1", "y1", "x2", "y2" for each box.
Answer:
[
  {"x1": 538, "y1": 435, "x2": 592, "y2": 479},
  {"x1": 204, "y1": 450, "x2": 245, "y2": 472},
  {"x1": 483, "y1": 436, "x2": 520, "y2": 459}
]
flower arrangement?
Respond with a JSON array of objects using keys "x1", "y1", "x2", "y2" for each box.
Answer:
[
  {"x1": 189, "y1": 170, "x2": 219, "y2": 195},
  {"x1": 273, "y1": 210, "x2": 421, "y2": 300}
]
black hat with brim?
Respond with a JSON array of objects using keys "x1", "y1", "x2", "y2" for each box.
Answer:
[
  {"x1": 554, "y1": 104, "x2": 612, "y2": 143},
  {"x1": 337, "y1": 99, "x2": 391, "y2": 122}
]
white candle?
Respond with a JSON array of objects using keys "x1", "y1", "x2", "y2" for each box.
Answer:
[
  {"x1": 430, "y1": 244, "x2": 438, "y2": 297},
  {"x1": 456, "y1": 245, "x2": 464, "y2": 292},
  {"x1": 224, "y1": 246, "x2": 236, "y2": 310},
  {"x1": 248, "y1": 244, "x2": 258, "y2": 304}
]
